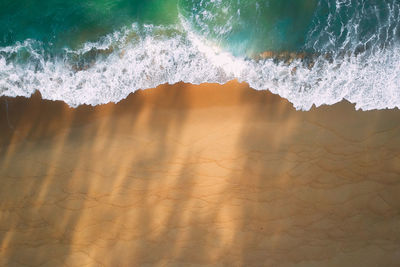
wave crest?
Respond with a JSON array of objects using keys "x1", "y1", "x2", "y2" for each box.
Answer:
[{"x1": 0, "y1": 22, "x2": 400, "y2": 110}]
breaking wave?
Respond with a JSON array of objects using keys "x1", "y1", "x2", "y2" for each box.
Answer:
[{"x1": 0, "y1": 0, "x2": 399, "y2": 110}]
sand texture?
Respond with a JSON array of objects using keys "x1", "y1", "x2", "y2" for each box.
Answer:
[{"x1": 1, "y1": 81, "x2": 400, "y2": 266}]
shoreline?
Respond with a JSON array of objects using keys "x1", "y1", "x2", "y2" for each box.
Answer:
[{"x1": 1, "y1": 81, "x2": 400, "y2": 266}]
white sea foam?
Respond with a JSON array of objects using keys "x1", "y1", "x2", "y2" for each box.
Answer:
[{"x1": 0, "y1": 22, "x2": 400, "y2": 110}]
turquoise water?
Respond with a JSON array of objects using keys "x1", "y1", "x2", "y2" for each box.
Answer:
[
  {"x1": 180, "y1": 0, "x2": 318, "y2": 55},
  {"x1": 0, "y1": 0, "x2": 318, "y2": 54},
  {"x1": 0, "y1": 0, "x2": 178, "y2": 50},
  {"x1": 1, "y1": 0, "x2": 400, "y2": 110}
]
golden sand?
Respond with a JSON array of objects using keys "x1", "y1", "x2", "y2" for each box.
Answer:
[{"x1": 1, "y1": 81, "x2": 400, "y2": 266}]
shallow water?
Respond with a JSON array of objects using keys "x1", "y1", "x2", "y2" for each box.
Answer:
[{"x1": 0, "y1": 0, "x2": 399, "y2": 110}]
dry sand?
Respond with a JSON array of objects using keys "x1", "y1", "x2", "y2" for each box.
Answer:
[{"x1": 1, "y1": 81, "x2": 400, "y2": 266}]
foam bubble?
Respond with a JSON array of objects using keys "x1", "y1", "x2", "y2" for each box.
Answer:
[{"x1": 0, "y1": 22, "x2": 400, "y2": 110}]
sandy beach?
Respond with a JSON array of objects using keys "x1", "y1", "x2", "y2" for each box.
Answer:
[{"x1": 1, "y1": 81, "x2": 400, "y2": 266}]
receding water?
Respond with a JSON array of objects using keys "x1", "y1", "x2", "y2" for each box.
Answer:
[{"x1": 1, "y1": 0, "x2": 399, "y2": 110}]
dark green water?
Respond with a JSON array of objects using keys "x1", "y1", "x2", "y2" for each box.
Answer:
[
  {"x1": 0, "y1": 0, "x2": 320, "y2": 54},
  {"x1": 0, "y1": 0, "x2": 399, "y2": 110},
  {"x1": 1, "y1": 0, "x2": 399, "y2": 55},
  {"x1": 0, "y1": 0, "x2": 178, "y2": 50}
]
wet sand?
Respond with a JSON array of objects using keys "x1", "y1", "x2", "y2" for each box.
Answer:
[{"x1": 1, "y1": 81, "x2": 400, "y2": 266}]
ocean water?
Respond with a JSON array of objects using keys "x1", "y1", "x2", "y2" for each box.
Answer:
[{"x1": 0, "y1": 0, "x2": 399, "y2": 110}]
